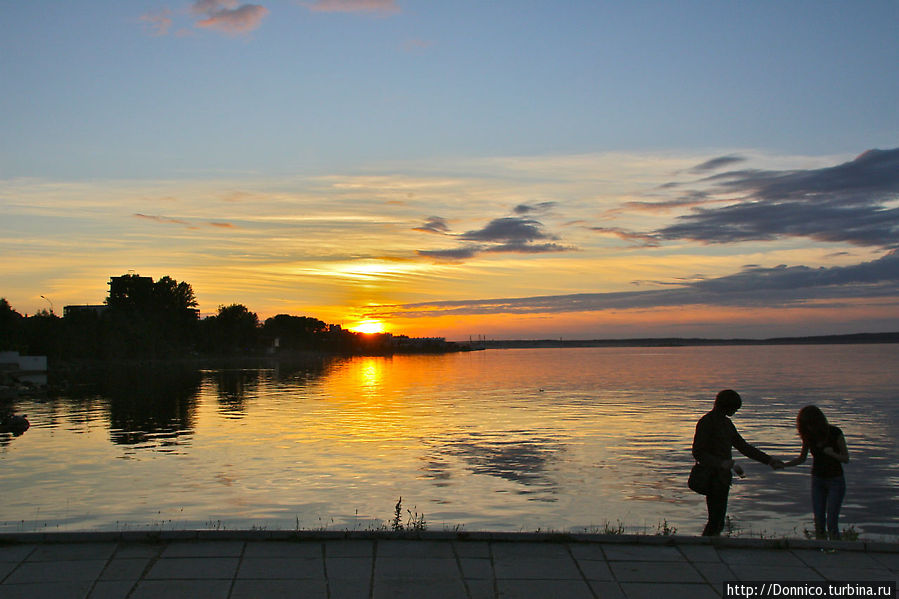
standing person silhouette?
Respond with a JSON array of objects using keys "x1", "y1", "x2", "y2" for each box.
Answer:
[
  {"x1": 783, "y1": 405, "x2": 849, "y2": 539},
  {"x1": 692, "y1": 389, "x2": 784, "y2": 536}
]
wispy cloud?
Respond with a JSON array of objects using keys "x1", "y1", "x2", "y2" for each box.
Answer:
[
  {"x1": 134, "y1": 213, "x2": 236, "y2": 230},
  {"x1": 588, "y1": 227, "x2": 660, "y2": 247},
  {"x1": 193, "y1": 1, "x2": 269, "y2": 34},
  {"x1": 416, "y1": 247, "x2": 480, "y2": 261},
  {"x1": 619, "y1": 191, "x2": 717, "y2": 213},
  {"x1": 656, "y1": 148, "x2": 899, "y2": 249},
  {"x1": 134, "y1": 213, "x2": 194, "y2": 228},
  {"x1": 403, "y1": 38, "x2": 434, "y2": 52},
  {"x1": 142, "y1": 1, "x2": 267, "y2": 37},
  {"x1": 372, "y1": 251, "x2": 899, "y2": 318},
  {"x1": 140, "y1": 9, "x2": 173, "y2": 36},
  {"x1": 688, "y1": 154, "x2": 747, "y2": 174},
  {"x1": 307, "y1": 0, "x2": 400, "y2": 14},
  {"x1": 412, "y1": 216, "x2": 450, "y2": 234}
]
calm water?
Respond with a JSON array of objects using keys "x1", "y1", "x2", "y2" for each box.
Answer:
[{"x1": 2, "y1": 345, "x2": 898, "y2": 539}]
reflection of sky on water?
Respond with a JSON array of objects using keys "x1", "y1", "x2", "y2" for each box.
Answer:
[
  {"x1": 1, "y1": 346, "x2": 897, "y2": 538},
  {"x1": 424, "y1": 432, "x2": 564, "y2": 498}
]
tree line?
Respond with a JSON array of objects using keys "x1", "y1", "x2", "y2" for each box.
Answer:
[{"x1": 1, "y1": 274, "x2": 452, "y2": 361}]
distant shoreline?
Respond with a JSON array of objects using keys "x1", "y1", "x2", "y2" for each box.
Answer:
[{"x1": 471, "y1": 331, "x2": 899, "y2": 349}]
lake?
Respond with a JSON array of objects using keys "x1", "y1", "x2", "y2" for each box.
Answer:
[{"x1": 2, "y1": 345, "x2": 897, "y2": 539}]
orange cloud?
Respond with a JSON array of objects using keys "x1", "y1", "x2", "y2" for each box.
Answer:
[
  {"x1": 193, "y1": 1, "x2": 268, "y2": 34},
  {"x1": 140, "y1": 10, "x2": 173, "y2": 36}
]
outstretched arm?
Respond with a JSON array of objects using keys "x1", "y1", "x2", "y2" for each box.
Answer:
[
  {"x1": 732, "y1": 431, "x2": 776, "y2": 466},
  {"x1": 783, "y1": 443, "x2": 808, "y2": 468}
]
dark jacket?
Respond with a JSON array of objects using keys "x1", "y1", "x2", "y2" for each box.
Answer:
[{"x1": 692, "y1": 409, "x2": 773, "y2": 482}]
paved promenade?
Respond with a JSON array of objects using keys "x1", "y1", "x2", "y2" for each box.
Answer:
[{"x1": 0, "y1": 531, "x2": 896, "y2": 599}]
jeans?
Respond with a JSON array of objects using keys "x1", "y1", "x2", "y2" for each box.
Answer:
[
  {"x1": 703, "y1": 478, "x2": 731, "y2": 536},
  {"x1": 812, "y1": 475, "x2": 846, "y2": 539}
]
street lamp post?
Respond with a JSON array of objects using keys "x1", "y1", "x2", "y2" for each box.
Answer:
[{"x1": 40, "y1": 295, "x2": 54, "y2": 315}]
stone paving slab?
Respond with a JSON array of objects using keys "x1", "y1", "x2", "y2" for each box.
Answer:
[
  {"x1": 5, "y1": 559, "x2": 108, "y2": 584},
  {"x1": 0, "y1": 532, "x2": 894, "y2": 599},
  {"x1": 494, "y1": 557, "x2": 583, "y2": 580},
  {"x1": 609, "y1": 560, "x2": 704, "y2": 583},
  {"x1": 326, "y1": 555, "x2": 373, "y2": 579},
  {"x1": 146, "y1": 556, "x2": 240, "y2": 579},
  {"x1": 459, "y1": 557, "x2": 494, "y2": 579}
]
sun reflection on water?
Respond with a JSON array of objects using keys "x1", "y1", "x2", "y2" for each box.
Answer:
[{"x1": 2, "y1": 346, "x2": 897, "y2": 538}]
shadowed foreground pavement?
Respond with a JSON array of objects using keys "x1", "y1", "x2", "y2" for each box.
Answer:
[{"x1": 0, "y1": 531, "x2": 896, "y2": 599}]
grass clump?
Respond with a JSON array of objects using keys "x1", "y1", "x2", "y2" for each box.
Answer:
[
  {"x1": 655, "y1": 519, "x2": 677, "y2": 536},
  {"x1": 391, "y1": 497, "x2": 427, "y2": 532},
  {"x1": 803, "y1": 524, "x2": 859, "y2": 542}
]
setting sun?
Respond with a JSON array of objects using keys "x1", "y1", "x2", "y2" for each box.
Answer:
[{"x1": 349, "y1": 320, "x2": 387, "y2": 335}]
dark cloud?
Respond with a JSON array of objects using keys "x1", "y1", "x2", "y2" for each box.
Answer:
[
  {"x1": 689, "y1": 155, "x2": 747, "y2": 174},
  {"x1": 416, "y1": 247, "x2": 480, "y2": 262},
  {"x1": 373, "y1": 251, "x2": 899, "y2": 317},
  {"x1": 514, "y1": 202, "x2": 556, "y2": 215},
  {"x1": 484, "y1": 242, "x2": 570, "y2": 254},
  {"x1": 692, "y1": 251, "x2": 899, "y2": 294},
  {"x1": 460, "y1": 217, "x2": 556, "y2": 243},
  {"x1": 416, "y1": 214, "x2": 574, "y2": 262},
  {"x1": 417, "y1": 242, "x2": 570, "y2": 262},
  {"x1": 657, "y1": 148, "x2": 899, "y2": 248},
  {"x1": 413, "y1": 216, "x2": 450, "y2": 234}
]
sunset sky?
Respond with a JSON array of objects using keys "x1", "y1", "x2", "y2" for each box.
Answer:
[{"x1": 2, "y1": 1, "x2": 898, "y2": 340}]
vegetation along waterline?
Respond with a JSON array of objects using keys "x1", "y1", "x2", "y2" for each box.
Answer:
[{"x1": 0, "y1": 273, "x2": 474, "y2": 368}]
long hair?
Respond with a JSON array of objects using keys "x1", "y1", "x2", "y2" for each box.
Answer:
[{"x1": 796, "y1": 405, "x2": 829, "y2": 445}]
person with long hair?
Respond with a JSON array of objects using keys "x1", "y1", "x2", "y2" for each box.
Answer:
[
  {"x1": 692, "y1": 389, "x2": 784, "y2": 536},
  {"x1": 784, "y1": 405, "x2": 850, "y2": 539}
]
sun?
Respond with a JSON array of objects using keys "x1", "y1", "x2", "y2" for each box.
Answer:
[{"x1": 349, "y1": 320, "x2": 387, "y2": 334}]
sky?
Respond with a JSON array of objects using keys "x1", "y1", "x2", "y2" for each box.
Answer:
[{"x1": 1, "y1": 1, "x2": 898, "y2": 340}]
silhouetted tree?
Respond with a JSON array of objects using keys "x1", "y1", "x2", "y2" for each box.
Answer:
[
  {"x1": 103, "y1": 274, "x2": 199, "y2": 358},
  {"x1": 261, "y1": 314, "x2": 328, "y2": 350},
  {"x1": 200, "y1": 304, "x2": 259, "y2": 354},
  {"x1": 152, "y1": 276, "x2": 198, "y2": 313},
  {"x1": 22, "y1": 310, "x2": 62, "y2": 356},
  {"x1": 0, "y1": 298, "x2": 25, "y2": 351}
]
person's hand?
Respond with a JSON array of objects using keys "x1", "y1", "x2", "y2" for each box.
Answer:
[
  {"x1": 733, "y1": 463, "x2": 745, "y2": 478},
  {"x1": 770, "y1": 459, "x2": 785, "y2": 470}
]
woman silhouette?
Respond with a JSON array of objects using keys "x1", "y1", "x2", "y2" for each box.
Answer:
[{"x1": 784, "y1": 405, "x2": 850, "y2": 539}]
